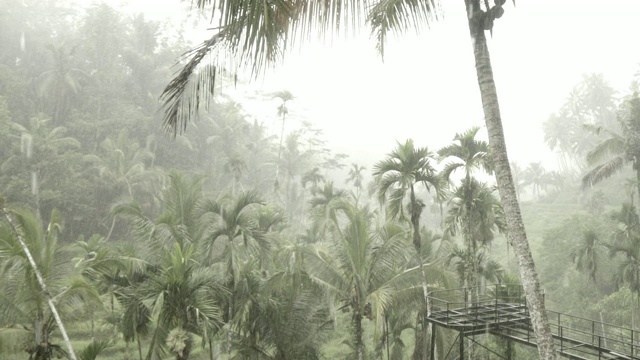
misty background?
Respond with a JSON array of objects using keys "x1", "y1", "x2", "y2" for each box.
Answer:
[{"x1": 2, "y1": 0, "x2": 640, "y2": 359}]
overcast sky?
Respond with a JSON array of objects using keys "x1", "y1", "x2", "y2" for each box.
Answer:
[{"x1": 118, "y1": 0, "x2": 640, "y2": 172}]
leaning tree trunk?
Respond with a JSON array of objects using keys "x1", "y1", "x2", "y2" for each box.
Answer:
[
  {"x1": 464, "y1": 1, "x2": 557, "y2": 359},
  {"x1": 0, "y1": 202, "x2": 78, "y2": 360}
]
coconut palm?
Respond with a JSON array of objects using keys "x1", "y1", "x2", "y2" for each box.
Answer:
[
  {"x1": 38, "y1": 43, "x2": 87, "y2": 124},
  {"x1": 0, "y1": 207, "x2": 100, "y2": 360},
  {"x1": 306, "y1": 201, "x2": 415, "y2": 360},
  {"x1": 544, "y1": 74, "x2": 617, "y2": 174},
  {"x1": 73, "y1": 234, "x2": 152, "y2": 360},
  {"x1": 583, "y1": 94, "x2": 640, "y2": 200},
  {"x1": 509, "y1": 161, "x2": 525, "y2": 201},
  {"x1": 373, "y1": 139, "x2": 443, "y2": 360},
  {"x1": 405, "y1": 228, "x2": 454, "y2": 360},
  {"x1": 610, "y1": 246, "x2": 640, "y2": 328},
  {"x1": 523, "y1": 162, "x2": 550, "y2": 200},
  {"x1": 1, "y1": 114, "x2": 81, "y2": 221},
  {"x1": 570, "y1": 228, "x2": 606, "y2": 282},
  {"x1": 159, "y1": 1, "x2": 556, "y2": 356}
]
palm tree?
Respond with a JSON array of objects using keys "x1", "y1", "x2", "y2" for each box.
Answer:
[
  {"x1": 346, "y1": 163, "x2": 367, "y2": 206},
  {"x1": 438, "y1": 126, "x2": 493, "y2": 182},
  {"x1": 273, "y1": 90, "x2": 295, "y2": 192},
  {"x1": 543, "y1": 74, "x2": 617, "y2": 174},
  {"x1": 38, "y1": 43, "x2": 87, "y2": 124},
  {"x1": 570, "y1": 228, "x2": 605, "y2": 282},
  {"x1": 373, "y1": 139, "x2": 443, "y2": 360},
  {"x1": 306, "y1": 201, "x2": 415, "y2": 360},
  {"x1": 0, "y1": 206, "x2": 101, "y2": 360},
  {"x1": 438, "y1": 126, "x2": 498, "y2": 299},
  {"x1": 198, "y1": 190, "x2": 267, "y2": 353},
  {"x1": 159, "y1": 1, "x2": 557, "y2": 357},
  {"x1": 509, "y1": 161, "x2": 525, "y2": 201},
  {"x1": 141, "y1": 243, "x2": 224, "y2": 360},
  {"x1": 2, "y1": 114, "x2": 81, "y2": 220},
  {"x1": 583, "y1": 94, "x2": 640, "y2": 200},
  {"x1": 73, "y1": 234, "x2": 152, "y2": 360},
  {"x1": 606, "y1": 204, "x2": 640, "y2": 329},
  {"x1": 256, "y1": 240, "x2": 330, "y2": 359},
  {"x1": 523, "y1": 162, "x2": 550, "y2": 200},
  {"x1": 444, "y1": 178, "x2": 506, "y2": 289},
  {"x1": 446, "y1": 245, "x2": 505, "y2": 287},
  {"x1": 84, "y1": 130, "x2": 160, "y2": 240}
]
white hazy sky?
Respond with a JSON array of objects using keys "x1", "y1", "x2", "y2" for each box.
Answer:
[{"x1": 117, "y1": 0, "x2": 640, "y2": 171}]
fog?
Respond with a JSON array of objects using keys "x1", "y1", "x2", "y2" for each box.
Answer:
[
  {"x1": 216, "y1": 0, "x2": 640, "y2": 170},
  {"x1": 2, "y1": 1, "x2": 640, "y2": 359}
]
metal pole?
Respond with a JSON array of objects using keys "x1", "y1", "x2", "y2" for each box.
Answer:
[
  {"x1": 460, "y1": 331, "x2": 464, "y2": 359},
  {"x1": 598, "y1": 335, "x2": 601, "y2": 360},
  {"x1": 430, "y1": 324, "x2": 437, "y2": 359}
]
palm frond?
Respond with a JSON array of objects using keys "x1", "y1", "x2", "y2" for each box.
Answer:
[
  {"x1": 367, "y1": 0, "x2": 439, "y2": 58},
  {"x1": 581, "y1": 155, "x2": 626, "y2": 189},
  {"x1": 585, "y1": 134, "x2": 625, "y2": 165},
  {"x1": 160, "y1": 35, "x2": 222, "y2": 135}
]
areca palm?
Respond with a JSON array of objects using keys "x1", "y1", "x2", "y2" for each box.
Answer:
[
  {"x1": 308, "y1": 181, "x2": 349, "y2": 242},
  {"x1": 160, "y1": 1, "x2": 556, "y2": 357},
  {"x1": 373, "y1": 139, "x2": 443, "y2": 360},
  {"x1": 439, "y1": 127, "x2": 502, "y2": 304},
  {"x1": 438, "y1": 126, "x2": 493, "y2": 182},
  {"x1": 444, "y1": 177, "x2": 506, "y2": 292},
  {"x1": 141, "y1": 243, "x2": 224, "y2": 360},
  {"x1": 346, "y1": 163, "x2": 367, "y2": 206},
  {"x1": 446, "y1": 245, "x2": 504, "y2": 287},
  {"x1": 198, "y1": 190, "x2": 267, "y2": 354}
]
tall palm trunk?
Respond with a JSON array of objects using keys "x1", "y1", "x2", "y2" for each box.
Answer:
[
  {"x1": 1, "y1": 203, "x2": 78, "y2": 360},
  {"x1": 353, "y1": 311, "x2": 365, "y2": 360},
  {"x1": 463, "y1": 177, "x2": 479, "y2": 305},
  {"x1": 464, "y1": 1, "x2": 556, "y2": 358},
  {"x1": 409, "y1": 186, "x2": 435, "y2": 360}
]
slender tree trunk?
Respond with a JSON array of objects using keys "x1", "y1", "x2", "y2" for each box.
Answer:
[
  {"x1": 635, "y1": 167, "x2": 640, "y2": 207},
  {"x1": 137, "y1": 335, "x2": 144, "y2": 360},
  {"x1": 354, "y1": 311, "x2": 365, "y2": 360},
  {"x1": 464, "y1": 1, "x2": 556, "y2": 359},
  {"x1": 1, "y1": 204, "x2": 78, "y2": 360},
  {"x1": 409, "y1": 186, "x2": 435, "y2": 360}
]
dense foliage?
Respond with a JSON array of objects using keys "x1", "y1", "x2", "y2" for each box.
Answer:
[{"x1": 1, "y1": 1, "x2": 640, "y2": 360}]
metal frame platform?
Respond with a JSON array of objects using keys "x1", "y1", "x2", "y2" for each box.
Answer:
[{"x1": 427, "y1": 285, "x2": 640, "y2": 359}]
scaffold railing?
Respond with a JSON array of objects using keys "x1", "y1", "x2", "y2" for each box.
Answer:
[{"x1": 426, "y1": 284, "x2": 640, "y2": 359}]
